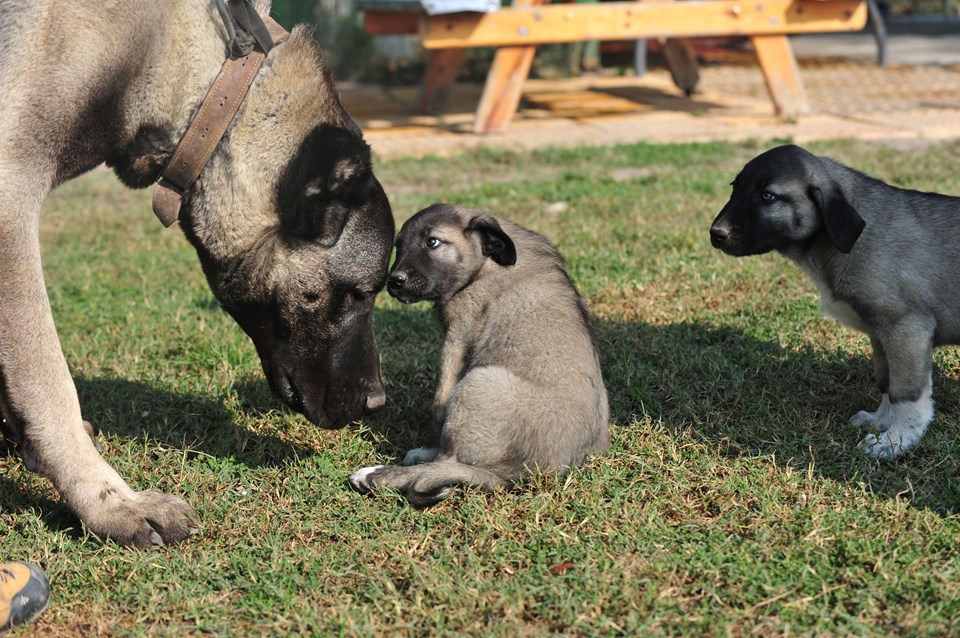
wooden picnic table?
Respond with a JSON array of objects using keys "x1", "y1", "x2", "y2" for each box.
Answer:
[{"x1": 361, "y1": 0, "x2": 870, "y2": 134}]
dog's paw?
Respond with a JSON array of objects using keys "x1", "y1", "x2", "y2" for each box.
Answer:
[
  {"x1": 850, "y1": 410, "x2": 888, "y2": 432},
  {"x1": 858, "y1": 424, "x2": 926, "y2": 461},
  {"x1": 402, "y1": 447, "x2": 439, "y2": 466},
  {"x1": 857, "y1": 393, "x2": 931, "y2": 459},
  {"x1": 858, "y1": 431, "x2": 907, "y2": 460},
  {"x1": 87, "y1": 491, "x2": 198, "y2": 548},
  {"x1": 348, "y1": 465, "x2": 385, "y2": 494},
  {"x1": 850, "y1": 395, "x2": 891, "y2": 432}
]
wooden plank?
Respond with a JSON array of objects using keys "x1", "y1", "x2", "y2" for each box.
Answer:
[
  {"x1": 421, "y1": 0, "x2": 868, "y2": 48},
  {"x1": 363, "y1": 10, "x2": 421, "y2": 35},
  {"x1": 751, "y1": 34, "x2": 810, "y2": 116},
  {"x1": 418, "y1": 48, "x2": 467, "y2": 113}
]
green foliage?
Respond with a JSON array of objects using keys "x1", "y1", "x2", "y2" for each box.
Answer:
[{"x1": 5, "y1": 139, "x2": 960, "y2": 636}]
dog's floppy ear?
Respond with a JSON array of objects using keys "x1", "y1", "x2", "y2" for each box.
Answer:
[
  {"x1": 278, "y1": 125, "x2": 374, "y2": 246},
  {"x1": 466, "y1": 214, "x2": 517, "y2": 266},
  {"x1": 810, "y1": 182, "x2": 866, "y2": 254}
]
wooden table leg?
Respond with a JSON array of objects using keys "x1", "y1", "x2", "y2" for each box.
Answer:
[
  {"x1": 471, "y1": 0, "x2": 548, "y2": 134},
  {"x1": 418, "y1": 48, "x2": 467, "y2": 114},
  {"x1": 661, "y1": 38, "x2": 699, "y2": 96},
  {"x1": 473, "y1": 45, "x2": 539, "y2": 134},
  {"x1": 751, "y1": 34, "x2": 810, "y2": 117}
]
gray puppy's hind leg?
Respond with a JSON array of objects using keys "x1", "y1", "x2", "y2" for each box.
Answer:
[
  {"x1": 349, "y1": 461, "x2": 506, "y2": 508},
  {"x1": 857, "y1": 319, "x2": 935, "y2": 460}
]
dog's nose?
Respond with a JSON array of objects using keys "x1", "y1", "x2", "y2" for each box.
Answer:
[
  {"x1": 388, "y1": 272, "x2": 406, "y2": 289},
  {"x1": 710, "y1": 225, "x2": 730, "y2": 247},
  {"x1": 364, "y1": 386, "x2": 386, "y2": 414}
]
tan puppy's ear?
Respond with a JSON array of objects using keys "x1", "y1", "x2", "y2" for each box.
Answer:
[{"x1": 466, "y1": 214, "x2": 517, "y2": 266}]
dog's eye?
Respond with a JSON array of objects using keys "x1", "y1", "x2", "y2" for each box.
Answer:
[
  {"x1": 426, "y1": 237, "x2": 442, "y2": 249},
  {"x1": 760, "y1": 191, "x2": 777, "y2": 203},
  {"x1": 351, "y1": 289, "x2": 371, "y2": 302}
]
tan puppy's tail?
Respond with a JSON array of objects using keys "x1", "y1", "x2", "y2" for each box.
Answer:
[{"x1": 349, "y1": 461, "x2": 506, "y2": 508}]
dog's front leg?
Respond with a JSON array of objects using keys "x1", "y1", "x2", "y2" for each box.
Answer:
[
  {"x1": 850, "y1": 335, "x2": 891, "y2": 432},
  {"x1": 0, "y1": 211, "x2": 196, "y2": 547},
  {"x1": 856, "y1": 319, "x2": 934, "y2": 460}
]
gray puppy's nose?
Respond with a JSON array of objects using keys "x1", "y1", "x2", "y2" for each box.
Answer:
[{"x1": 710, "y1": 225, "x2": 730, "y2": 247}]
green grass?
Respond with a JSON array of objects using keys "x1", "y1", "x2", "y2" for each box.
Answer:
[{"x1": 4, "y1": 139, "x2": 960, "y2": 636}]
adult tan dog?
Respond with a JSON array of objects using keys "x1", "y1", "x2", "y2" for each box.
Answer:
[
  {"x1": 711, "y1": 144, "x2": 960, "y2": 460},
  {"x1": 0, "y1": 0, "x2": 394, "y2": 546},
  {"x1": 350, "y1": 204, "x2": 609, "y2": 507}
]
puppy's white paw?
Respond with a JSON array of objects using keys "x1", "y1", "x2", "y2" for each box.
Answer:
[
  {"x1": 851, "y1": 410, "x2": 882, "y2": 430},
  {"x1": 859, "y1": 428, "x2": 921, "y2": 460},
  {"x1": 349, "y1": 465, "x2": 385, "y2": 493},
  {"x1": 857, "y1": 396, "x2": 932, "y2": 460},
  {"x1": 403, "y1": 446, "x2": 439, "y2": 466},
  {"x1": 850, "y1": 395, "x2": 890, "y2": 432}
]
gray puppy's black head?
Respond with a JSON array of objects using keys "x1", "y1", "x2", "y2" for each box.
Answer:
[
  {"x1": 710, "y1": 144, "x2": 866, "y2": 256},
  {"x1": 388, "y1": 203, "x2": 517, "y2": 305}
]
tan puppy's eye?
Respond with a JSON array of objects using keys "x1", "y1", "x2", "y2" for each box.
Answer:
[
  {"x1": 426, "y1": 237, "x2": 442, "y2": 249},
  {"x1": 761, "y1": 191, "x2": 777, "y2": 203}
]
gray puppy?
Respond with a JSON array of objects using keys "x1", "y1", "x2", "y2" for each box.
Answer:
[
  {"x1": 350, "y1": 204, "x2": 610, "y2": 506},
  {"x1": 710, "y1": 143, "x2": 960, "y2": 459}
]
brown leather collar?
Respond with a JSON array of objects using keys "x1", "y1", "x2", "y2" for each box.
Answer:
[{"x1": 152, "y1": 16, "x2": 289, "y2": 227}]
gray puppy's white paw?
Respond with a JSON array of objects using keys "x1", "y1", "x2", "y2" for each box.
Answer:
[
  {"x1": 858, "y1": 393, "x2": 932, "y2": 459},
  {"x1": 850, "y1": 410, "x2": 889, "y2": 432},
  {"x1": 858, "y1": 424, "x2": 925, "y2": 460},
  {"x1": 850, "y1": 410, "x2": 879, "y2": 430},
  {"x1": 859, "y1": 431, "x2": 907, "y2": 460},
  {"x1": 850, "y1": 394, "x2": 891, "y2": 432},
  {"x1": 349, "y1": 465, "x2": 385, "y2": 493}
]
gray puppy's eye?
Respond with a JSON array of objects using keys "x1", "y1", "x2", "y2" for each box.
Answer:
[
  {"x1": 760, "y1": 191, "x2": 777, "y2": 203},
  {"x1": 426, "y1": 237, "x2": 442, "y2": 249}
]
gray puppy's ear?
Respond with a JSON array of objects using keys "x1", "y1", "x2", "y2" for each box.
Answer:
[
  {"x1": 810, "y1": 183, "x2": 866, "y2": 253},
  {"x1": 466, "y1": 214, "x2": 517, "y2": 266}
]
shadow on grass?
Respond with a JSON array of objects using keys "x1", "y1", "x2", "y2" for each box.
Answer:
[
  {"x1": 0, "y1": 473, "x2": 85, "y2": 540},
  {"x1": 362, "y1": 305, "x2": 443, "y2": 459},
  {"x1": 73, "y1": 377, "x2": 312, "y2": 467},
  {"x1": 597, "y1": 320, "x2": 960, "y2": 516},
  {"x1": 364, "y1": 306, "x2": 960, "y2": 516}
]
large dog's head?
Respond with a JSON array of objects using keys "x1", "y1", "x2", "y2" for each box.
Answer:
[
  {"x1": 177, "y1": 26, "x2": 394, "y2": 429},
  {"x1": 710, "y1": 144, "x2": 866, "y2": 257},
  {"x1": 387, "y1": 204, "x2": 517, "y2": 305}
]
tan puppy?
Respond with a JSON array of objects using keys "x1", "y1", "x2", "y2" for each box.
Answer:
[{"x1": 350, "y1": 204, "x2": 609, "y2": 507}]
